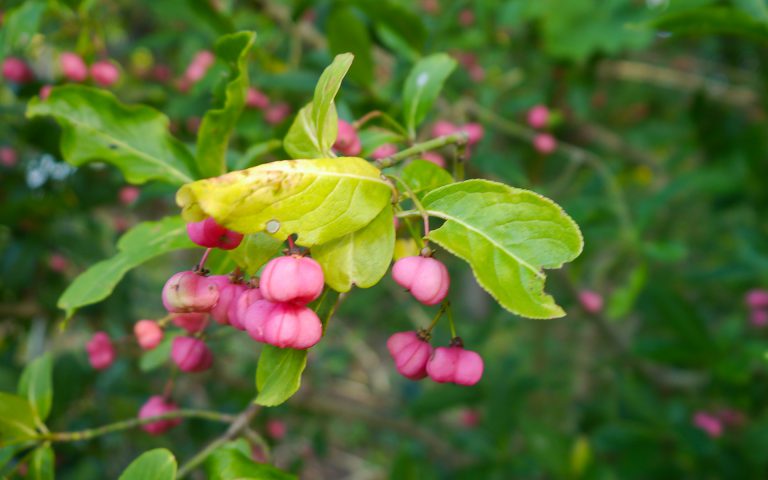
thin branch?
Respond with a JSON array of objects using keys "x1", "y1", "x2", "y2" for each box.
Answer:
[{"x1": 374, "y1": 132, "x2": 468, "y2": 169}]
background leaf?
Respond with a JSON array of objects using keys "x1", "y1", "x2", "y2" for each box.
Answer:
[
  {"x1": 653, "y1": 6, "x2": 768, "y2": 42},
  {"x1": 118, "y1": 449, "x2": 177, "y2": 480},
  {"x1": 176, "y1": 157, "x2": 391, "y2": 247},
  {"x1": 27, "y1": 86, "x2": 197, "y2": 185},
  {"x1": 0, "y1": 0, "x2": 47, "y2": 57},
  {"x1": 422, "y1": 180, "x2": 583, "y2": 319},
  {"x1": 327, "y1": 7, "x2": 374, "y2": 86},
  {"x1": 196, "y1": 31, "x2": 256, "y2": 178},
  {"x1": 205, "y1": 440, "x2": 296, "y2": 480},
  {"x1": 313, "y1": 206, "x2": 395, "y2": 292},
  {"x1": 29, "y1": 444, "x2": 54, "y2": 480},
  {"x1": 255, "y1": 346, "x2": 307, "y2": 407},
  {"x1": 17, "y1": 353, "x2": 53, "y2": 423},
  {"x1": 58, "y1": 216, "x2": 196, "y2": 319},
  {"x1": 0, "y1": 392, "x2": 37, "y2": 443},
  {"x1": 402, "y1": 54, "x2": 457, "y2": 137}
]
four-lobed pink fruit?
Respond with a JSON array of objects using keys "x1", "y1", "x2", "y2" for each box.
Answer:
[
  {"x1": 86, "y1": 331, "x2": 116, "y2": 370},
  {"x1": 138, "y1": 396, "x2": 182, "y2": 435},
  {"x1": 162, "y1": 271, "x2": 220, "y2": 313},
  {"x1": 210, "y1": 279, "x2": 248, "y2": 325},
  {"x1": 171, "y1": 336, "x2": 213, "y2": 372},
  {"x1": 171, "y1": 312, "x2": 209, "y2": 333},
  {"x1": 392, "y1": 256, "x2": 450, "y2": 306},
  {"x1": 90, "y1": 60, "x2": 121, "y2": 86},
  {"x1": 186, "y1": 217, "x2": 244, "y2": 250},
  {"x1": 386, "y1": 331, "x2": 432, "y2": 380},
  {"x1": 60, "y1": 52, "x2": 88, "y2": 82},
  {"x1": 244, "y1": 300, "x2": 322, "y2": 349},
  {"x1": 426, "y1": 343, "x2": 484, "y2": 386},
  {"x1": 333, "y1": 120, "x2": 362, "y2": 156},
  {"x1": 134, "y1": 320, "x2": 164, "y2": 350},
  {"x1": 260, "y1": 255, "x2": 325, "y2": 305},
  {"x1": 228, "y1": 286, "x2": 264, "y2": 330},
  {"x1": 2, "y1": 57, "x2": 33, "y2": 83},
  {"x1": 371, "y1": 143, "x2": 397, "y2": 160}
]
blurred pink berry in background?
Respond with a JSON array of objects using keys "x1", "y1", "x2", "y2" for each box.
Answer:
[
  {"x1": 333, "y1": 119, "x2": 362, "y2": 156},
  {"x1": 86, "y1": 332, "x2": 116, "y2": 370},
  {"x1": 0, "y1": 146, "x2": 18, "y2": 167},
  {"x1": 421, "y1": 151, "x2": 445, "y2": 168},
  {"x1": 48, "y1": 253, "x2": 70, "y2": 273},
  {"x1": 468, "y1": 64, "x2": 485, "y2": 82},
  {"x1": 266, "y1": 419, "x2": 287, "y2": 440},
  {"x1": 184, "y1": 50, "x2": 215, "y2": 83},
  {"x1": 421, "y1": 0, "x2": 439, "y2": 14},
  {"x1": 90, "y1": 60, "x2": 121, "y2": 86},
  {"x1": 139, "y1": 396, "x2": 181, "y2": 435},
  {"x1": 693, "y1": 411, "x2": 723, "y2": 438},
  {"x1": 533, "y1": 133, "x2": 557, "y2": 155},
  {"x1": 750, "y1": 309, "x2": 768, "y2": 328},
  {"x1": 459, "y1": 9, "x2": 475, "y2": 27},
  {"x1": 118, "y1": 186, "x2": 140, "y2": 205},
  {"x1": 462, "y1": 123, "x2": 484, "y2": 145},
  {"x1": 186, "y1": 117, "x2": 201, "y2": 134},
  {"x1": 2, "y1": 57, "x2": 33, "y2": 83},
  {"x1": 432, "y1": 120, "x2": 456, "y2": 138},
  {"x1": 578, "y1": 290, "x2": 603, "y2": 314},
  {"x1": 172, "y1": 312, "x2": 209, "y2": 334},
  {"x1": 60, "y1": 52, "x2": 88, "y2": 82},
  {"x1": 134, "y1": 320, "x2": 164, "y2": 350},
  {"x1": 264, "y1": 102, "x2": 291, "y2": 125},
  {"x1": 151, "y1": 64, "x2": 172, "y2": 83},
  {"x1": 716, "y1": 408, "x2": 745, "y2": 428},
  {"x1": 39, "y1": 85, "x2": 53, "y2": 100},
  {"x1": 527, "y1": 105, "x2": 550, "y2": 129},
  {"x1": 371, "y1": 143, "x2": 397, "y2": 160},
  {"x1": 745, "y1": 289, "x2": 768, "y2": 309},
  {"x1": 171, "y1": 336, "x2": 213, "y2": 372},
  {"x1": 460, "y1": 408, "x2": 481, "y2": 428},
  {"x1": 246, "y1": 87, "x2": 270, "y2": 109}
]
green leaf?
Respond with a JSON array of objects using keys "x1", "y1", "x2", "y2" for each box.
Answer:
[
  {"x1": 355, "y1": 0, "x2": 426, "y2": 53},
  {"x1": 313, "y1": 206, "x2": 395, "y2": 292},
  {"x1": 119, "y1": 449, "x2": 177, "y2": 480},
  {"x1": 283, "y1": 53, "x2": 354, "y2": 158},
  {"x1": 401, "y1": 159, "x2": 453, "y2": 199},
  {"x1": 652, "y1": 6, "x2": 768, "y2": 42},
  {"x1": 29, "y1": 445, "x2": 54, "y2": 480},
  {"x1": 196, "y1": 31, "x2": 256, "y2": 178},
  {"x1": 205, "y1": 440, "x2": 296, "y2": 480},
  {"x1": 58, "y1": 216, "x2": 196, "y2": 319},
  {"x1": 402, "y1": 54, "x2": 456, "y2": 137},
  {"x1": 422, "y1": 180, "x2": 583, "y2": 319},
  {"x1": 228, "y1": 233, "x2": 284, "y2": 275},
  {"x1": 734, "y1": 0, "x2": 768, "y2": 22},
  {"x1": 186, "y1": 0, "x2": 236, "y2": 34},
  {"x1": 138, "y1": 334, "x2": 178, "y2": 372},
  {"x1": 176, "y1": 157, "x2": 391, "y2": 247},
  {"x1": 0, "y1": 0, "x2": 47, "y2": 57},
  {"x1": 255, "y1": 346, "x2": 308, "y2": 407},
  {"x1": 327, "y1": 7, "x2": 374, "y2": 86},
  {"x1": 17, "y1": 353, "x2": 53, "y2": 423},
  {"x1": 0, "y1": 392, "x2": 37, "y2": 443},
  {"x1": 26, "y1": 85, "x2": 197, "y2": 185}
]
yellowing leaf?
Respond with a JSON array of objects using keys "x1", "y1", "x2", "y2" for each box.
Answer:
[{"x1": 176, "y1": 157, "x2": 392, "y2": 247}]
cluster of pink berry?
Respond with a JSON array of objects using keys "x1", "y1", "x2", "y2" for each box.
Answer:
[
  {"x1": 746, "y1": 289, "x2": 768, "y2": 328},
  {"x1": 386, "y1": 255, "x2": 484, "y2": 386},
  {"x1": 526, "y1": 105, "x2": 557, "y2": 155},
  {"x1": 692, "y1": 408, "x2": 745, "y2": 439},
  {"x1": 431, "y1": 120, "x2": 485, "y2": 164}
]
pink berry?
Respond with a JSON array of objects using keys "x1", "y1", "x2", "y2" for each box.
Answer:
[
  {"x1": 693, "y1": 411, "x2": 723, "y2": 438},
  {"x1": 266, "y1": 419, "x2": 286, "y2": 440},
  {"x1": 468, "y1": 64, "x2": 485, "y2": 82},
  {"x1": 86, "y1": 332, "x2": 116, "y2": 370},
  {"x1": 246, "y1": 87, "x2": 270, "y2": 109},
  {"x1": 533, "y1": 133, "x2": 557, "y2": 154},
  {"x1": 371, "y1": 143, "x2": 397, "y2": 160},
  {"x1": 186, "y1": 217, "x2": 244, "y2": 250},
  {"x1": 750, "y1": 309, "x2": 768, "y2": 328},
  {"x1": 247, "y1": 301, "x2": 322, "y2": 349},
  {"x1": 333, "y1": 120, "x2": 362, "y2": 156},
  {"x1": 184, "y1": 50, "x2": 215, "y2": 82},
  {"x1": 264, "y1": 102, "x2": 291, "y2": 125},
  {"x1": 460, "y1": 408, "x2": 481, "y2": 428},
  {"x1": 210, "y1": 280, "x2": 248, "y2": 325},
  {"x1": 90, "y1": 60, "x2": 120, "y2": 86},
  {"x1": 391, "y1": 256, "x2": 450, "y2": 306},
  {"x1": 171, "y1": 312, "x2": 209, "y2": 333},
  {"x1": 48, "y1": 253, "x2": 69, "y2": 273},
  {"x1": 0, "y1": 147, "x2": 17, "y2": 167},
  {"x1": 386, "y1": 331, "x2": 432, "y2": 380},
  {"x1": 151, "y1": 64, "x2": 172, "y2": 83},
  {"x1": 134, "y1": 320, "x2": 164, "y2": 350},
  {"x1": 59, "y1": 52, "x2": 88, "y2": 82},
  {"x1": 171, "y1": 336, "x2": 213, "y2": 372},
  {"x1": 461, "y1": 123, "x2": 484, "y2": 145},
  {"x1": 426, "y1": 344, "x2": 484, "y2": 386},
  {"x1": 716, "y1": 408, "x2": 745, "y2": 428},
  {"x1": 228, "y1": 287, "x2": 264, "y2": 330},
  {"x1": 421, "y1": 151, "x2": 445, "y2": 168},
  {"x1": 260, "y1": 255, "x2": 325, "y2": 305},
  {"x1": 118, "y1": 186, "x2": 140, "y2": 205},
  {"x1": 39, "y1": 85, "x2": 53, "y2": 100},
  {"x1": 578, "y1": 290, "x2": 603, "y2": 314},
  {"x1": 161, "y1": 271, "x2": 220, "y2": 313},
  {"x1": 138, "y1": 396, "x2": 181, "y2": 435},
  {"x1": 527, "y1": 105, "x2": 550, "y2": 129},
  {"x1": 431, "y1": 121, "x2": 457, "y2": 138},
  {"x1": 745, "y1": 289, "x2": 768, "y2": 310},
  {"x1": 458, "y1": 9, "x2": 474, "y2": 27},
  {"x1": 2, "y1": 57, "x2": 33, "y2": 83}
]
